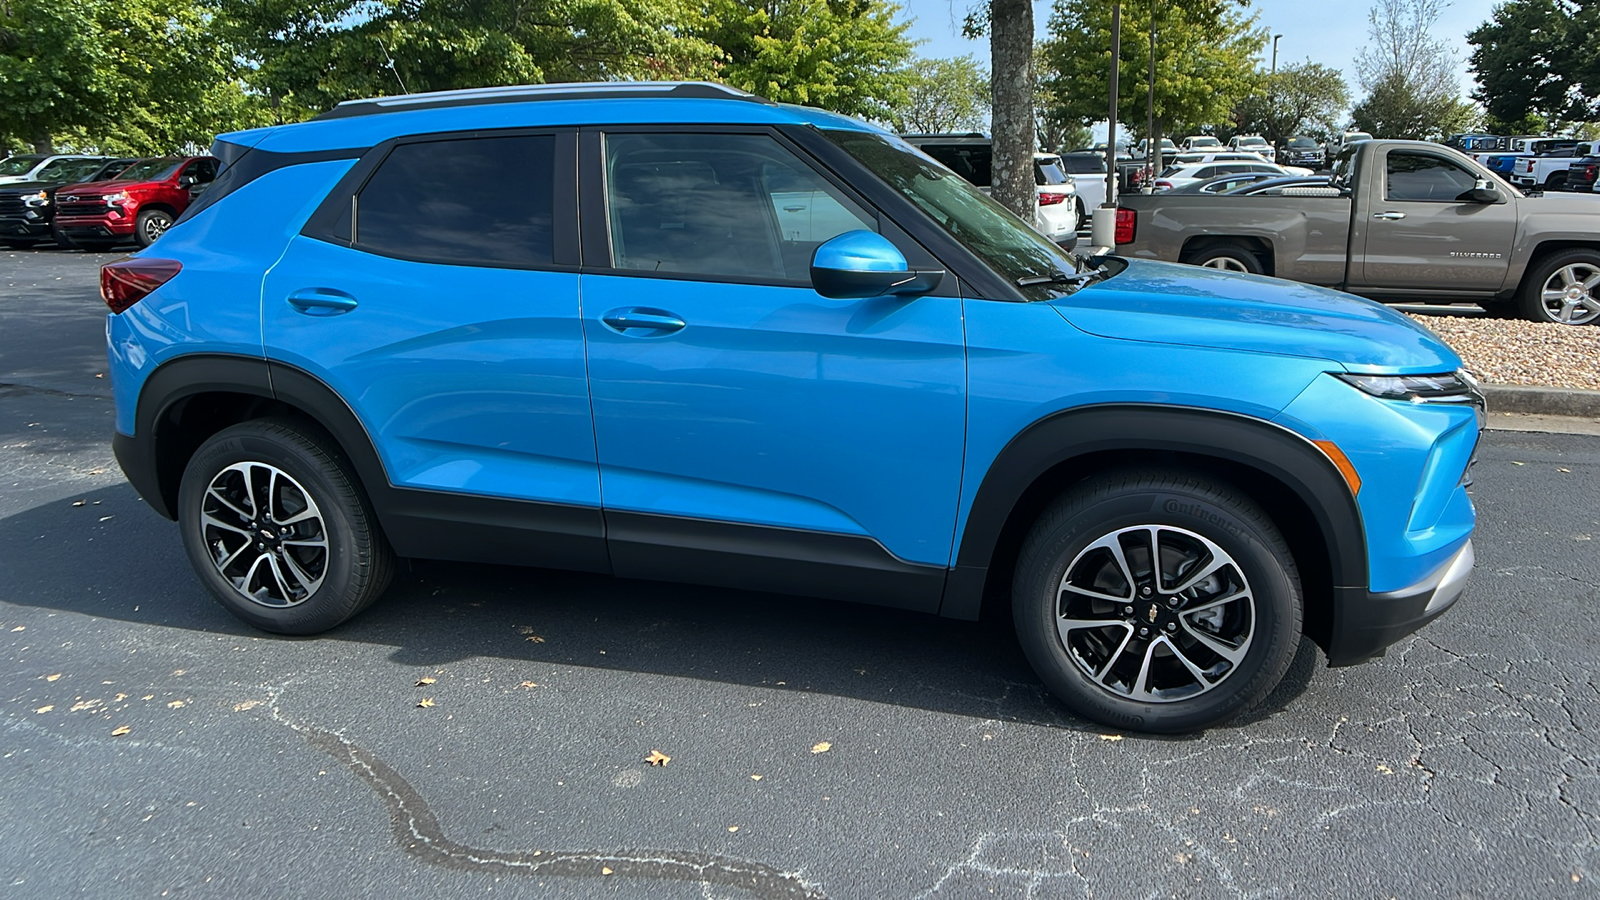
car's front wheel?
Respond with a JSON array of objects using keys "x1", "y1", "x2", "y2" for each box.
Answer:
[
  {"x1": 1012, "y1": 469, "x2": 1302, "y2": 733},
  {"x1": 1521, "y1": 249, "x2": 1600, "y2": 325},
  {"x1": 178, "y1": 418, "x2": 394, "y2": 634},
  {"x1": 135, "y1": 208, "x2": 174, "y2": 247}
]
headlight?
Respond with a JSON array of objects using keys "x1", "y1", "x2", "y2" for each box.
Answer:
[
  {"x1": 21, "y1": 191, "x2": 49, "y2": 207},
  {"x1": 102, "y1": 192, "x2": 127, "y2": 204},
  {"x1": 1337, "y1": 370, "x2": 1478, "y2": 401}
]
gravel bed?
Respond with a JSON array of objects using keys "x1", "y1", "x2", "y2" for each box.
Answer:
[{"x1": 1406, "y1": 314, "x2": 1600, "y2": 391}]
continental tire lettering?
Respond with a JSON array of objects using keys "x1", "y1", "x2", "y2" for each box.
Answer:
[{"x1": 1162, "y1": 499, "x2": 1243, "y2": 539}]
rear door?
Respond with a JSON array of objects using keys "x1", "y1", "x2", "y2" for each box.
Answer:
[
  {"x1": 1355, "y1": 147, "x2": 1516, "y2": 292},
  {"x1": 261, "y1": 129, "x2": 606, "y2": 570},
  {"x1": 577, "y1": 127, "x2": 966, "y2": 609}
]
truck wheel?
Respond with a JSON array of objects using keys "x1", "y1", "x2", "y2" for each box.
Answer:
[
  {"x1": 177, "y1": 417, "x2": 395, "y2": 634},
  {"x1": 1544, "y1": 172, "x2": 1568, "y2": 192},
  {"x1": 1187, "y1": 243, "x2": 1264, "y2": 275},
  {"x1": 135, "y1": 208, "x2": 174, "y2": 247},
  {"x1": 1012, "y1": 469, "x2": 1302, "y2": 734},
  {"x1": 1074, "y1": 198, "x2": 1087, "y2": 232},
  {"x1": 1521, "y1": 249, "x2": 1600, "y2": 325}
]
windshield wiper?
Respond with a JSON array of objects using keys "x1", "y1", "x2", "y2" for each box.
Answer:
[{"x1": 1016, "y1": 265, "x2": 1110, "y2": 289}]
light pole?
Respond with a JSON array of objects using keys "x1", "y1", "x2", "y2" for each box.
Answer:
[{"x1": 1271, "y1": 34, "x2": 1282, "y2": 75}]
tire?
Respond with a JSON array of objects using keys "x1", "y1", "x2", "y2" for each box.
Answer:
[
  {"x1": 1073, "y1": 198, "x2": 1087, "y2": 233},
  {"x1": 1187, "y1": 242, "x2": 1264, "y2": 275},
  {"x1": 134, "y1": 208, "x2": 174, "y2": 247},
  {"x1": 2, "y1": 240, "x2": 39, "y2": 250},
  {"x1": 1012, "y1": 469, "x2": 1302, "y2": 734},
  {"x1": 1544, "y1": 173, "x2": 1568, "y2": 192},
  {"x1": 177, "y1": 417, "x2": 394, "y2": 634},
  {"x1": 1519, "y1": 249, "x2": 1600, "y2": 325}
]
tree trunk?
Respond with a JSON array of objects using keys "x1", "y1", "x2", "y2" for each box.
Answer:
[
  {"x1": 989, "y1": 0, "x2": 1035, "y2": 221},
  {"x1": 31, "y1": 131, "x2": 53, "y2": 155}
]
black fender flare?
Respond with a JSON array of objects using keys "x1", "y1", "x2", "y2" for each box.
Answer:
[{"x1": 940, "y1": 404, "x2": 1368, "y2": 621}]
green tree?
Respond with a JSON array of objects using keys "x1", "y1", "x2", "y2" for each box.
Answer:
[
  {"x1": 1349, "y1": 0, "x2": 1476, "y2": 140},
  {"x1": 1467, "y1": 0, "x2": 1575, "y2": 130},
  {"x1": 699, "y1": 0, "x2": 914, "y2": 120},
  {"x1": 1034, "y1": 44, "x2": 1091, "y2": 152},
  {"x1": 889, "y1": 55, "x2": 988, "y2": 133},
  {"x1": 1040, "y1": 0, "x2": 1266, "y2": 143},
  {"x1": 1230, "y1": 61, "x2": 1349, "y2": 145}
]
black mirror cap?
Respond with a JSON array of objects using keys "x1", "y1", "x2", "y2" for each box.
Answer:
[{"x1": 811, "y1": 265, "x2": 945, "y2": 300}]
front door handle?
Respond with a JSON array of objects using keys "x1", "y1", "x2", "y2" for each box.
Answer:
[
  {"x1": 601, "y1": 307, "x2": 686, "y2": 335},
  {"x1": 287, "y1": 288, "x2": 358, "y2": 316},
  {"x1": 1372, "y1": 211, "x2": 1406, "y2": 220}
]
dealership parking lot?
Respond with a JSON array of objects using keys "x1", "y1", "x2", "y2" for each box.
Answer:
[{"x1": 2, "y1": 247, "x2": 1598, "y2": 897}]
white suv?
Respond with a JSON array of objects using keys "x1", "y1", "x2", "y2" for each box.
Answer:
[{"x1": 1227, "y1": 135, "x2": 1276, "y2": 162}]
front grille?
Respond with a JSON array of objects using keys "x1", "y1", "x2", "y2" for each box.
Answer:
[
  {"x1": 0, "y1": 196, "x2": 25, "y2": 216},
  {"x1": 56, "y1": 202, "x2": 108, "y2": 219}
]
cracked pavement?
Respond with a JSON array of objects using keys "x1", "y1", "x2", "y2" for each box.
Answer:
[{"x1": 2, "y1": 249, "x2": 1597, "y2": 898}]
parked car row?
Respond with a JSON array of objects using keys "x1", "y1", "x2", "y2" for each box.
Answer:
[{"x1": 0, "y1": 153, "x2": 217, "y2": 250}]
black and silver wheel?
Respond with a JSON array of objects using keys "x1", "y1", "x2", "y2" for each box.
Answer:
[
  {"x1": 1013, "y1": 470, "x2": 1301, "y2": 733},
  {"x1": 1074, "y1": 197, "x2": 1087, "y2": 233},
  {"x1": 178, "y1": 418, "x2": 393, "y2": 634},
  {"x1": 135, "y1": 208, "x2": 173, "y2": 247},
  {"x1": 1187, "y1": 243, "x2": 1264, "y2": 275},
  {"x1": 1521, "y1": 249, "x2": 1600, "y2": 325}
]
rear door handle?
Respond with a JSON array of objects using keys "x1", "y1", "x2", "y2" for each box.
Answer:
[
  {"x1": 601, "y1": 307, "x2": 686, "y2": 335},
  {"x1": 287, "y1": 288, "x2": 358, "y2": 316},
  {"x1": 1371, "y1": 211, "x2": 1406, "y2": 220}
]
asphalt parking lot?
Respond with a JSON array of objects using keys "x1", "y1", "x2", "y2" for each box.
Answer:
[{"x1": 2, "y1": 247, "x2": 1598, "y2": 898}]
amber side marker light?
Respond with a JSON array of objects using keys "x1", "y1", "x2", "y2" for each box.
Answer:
[
  {"x1": 101, "y1": 257, "x2": 182, "y2": 314},
  {"x1": 1313, "y1": 440, "x2": 1362, "y2": 495}
]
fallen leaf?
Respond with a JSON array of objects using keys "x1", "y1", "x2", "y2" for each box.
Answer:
[
  {"x1": 810, "y1": 741, "x2": 832, "y2": 754},
  {"x1": 524, "y1": 635, "x2": 545, "y2": 643},
  {"x1": 71, "y1": 500, "x2": 85, "y2": 507},
  {"x1": 517, "y1": 625, "x2": 536, "y2": 634},
  {"x1": 519, "y1": 681, "x2": 538, "y2": 689},
  {"x1": 114, "y1": 693, "x2": 127, "y2": 702},
  {"x1": 1558, "y1": 467, "x2": 1571, "y2": 473},
  {"x1": 111, "y1": 725, "x2": 131, "y2": 736},
  {"x1": 601, "y1": 867, "x2": 613, "y2": 876},
  {"x1": 98, "y1": 515, "x2": 114, "y2": 522},
  {"x1": 45, "y1": 673, "x2": 61, "y2": 682},
  {"x1": 1512, "y1": 461, "x2": 1525, "y2": 466},
  {"x1": 34, "y1": 705, "x2": 53, "y2": 714},
  {"x1": 645, "y1": 749, "x2": 671, "y2": 766},
  {"x1": 171, "y1": 669, "x2": 186, "y2": 676},
  {"x1": 417, "y1": 698, "x2": 435, "y2": 708},
  {"x1": 141, "y1": 694, "x2": 154, "y2": 701},
  {"x1": 167, "y1": 700, "x2": 186, "y2": 709},
  {"x1": 1099, "y1": 734, "x2": 1124, "y2": 742},
  {"x1": 1376, "y1": 764, "x2": 1394, "y2": 775},
  {"x1": 70, "y1": 700, "x2": 97, "y2": 711},
  {"x1": 750, "y1": 774, "x2": 763, "y2": 781},
  {"x1": 728, "y1": 826, "x2": 739, "y2": 832},
  {"x1": 10, "y1": 626, "x2": 23, "y2": 632},
  {"x1": 234, "y1": 700, "x2": 260, "y2": 711},
  {"x1": 415, "y1": 677, "x2": 436, "y2": 686}
]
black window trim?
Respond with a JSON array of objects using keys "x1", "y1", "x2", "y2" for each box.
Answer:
[
  {"x1": 1382, "y1": 149, "x2": 1483, "y2": 204},
  {"x1": 300, "y1": 126, "x2": 580, "y2": 272}
]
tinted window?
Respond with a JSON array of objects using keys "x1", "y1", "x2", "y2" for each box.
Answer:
[
  {"x1": 36, "y1": 158, "x2": 106, "y2": 183},
  {"x1": 357, "y1": 135, "x2": 553, "y2": 267},
  {"x1": 184, "y1": 158, "x2": 218, "y2": 183},
  {"x1": 915, "y1": 143, "x2": 992, "y2": 187},
  {"x1": 1386, "y1": 153, "x2": 1478, "y2": 202},
  {"x1": 1035, "y1": 158, "x2": 1068, "y2": 185},
  {"x1": 1059, "y1": 155, "x2": 1106, "y2": 174},
  {"x1": 605, "y1": 132, "x2": 874, "y2": 283}
]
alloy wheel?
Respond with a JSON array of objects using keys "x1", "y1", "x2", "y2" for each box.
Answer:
[
  {"x1": 143, "y1": 213, "x2": 172, "y2": 242},
  {"x1": 1056, "y1": 525, "x2": 1255, "y2": 702},
  {"x1": 1538, "y1": 262, "x2": 1600, "y2": 325},
  {"x1": 1201, "y1": 256, "x2": 1250, "y2": 273},
  {"x1": 200, "y1": 462, "x2": 329, "y2": 608}
]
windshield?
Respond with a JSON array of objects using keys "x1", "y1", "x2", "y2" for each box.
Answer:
[
  {"x1": 828, "y1": 131, "x2": 1101, "y2": 300},
  {"x1": 1288, "y1": 138, "x2": 1317, "y2": 148},
  {"x1": 35, "y1": 158, "x2": 106, "y2": 184},
  {"x1": 112, "y1": 158, "x2": 183, "y2": 182},
  {"x1": 1238, "y1": 137, "x2": 1268, "y2": 146},
  {"x1": 1189, "y1": 137, "x2": 1222, "y2": 147},
  {"x1": 0, "y1": 156, "x2": 44, "y2": 176},
  {"x1": 1059, "y1": 155, "x2": 1106, "y2": 174}
]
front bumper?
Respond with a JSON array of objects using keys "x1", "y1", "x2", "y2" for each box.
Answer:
[
  {"x1": 1326, "y1": 539, "x2": 1474, "y2": 666},
  {"x1": 0, "y1": 216, "x2": 50, "y2": 239},
  {"x1": 57, "y1": 215, "x2": 135, "y2": 238}
]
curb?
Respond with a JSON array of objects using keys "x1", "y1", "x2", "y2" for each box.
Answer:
[{"x1": 1481, "y1": 384, "x2": 1600, "y2": 419}]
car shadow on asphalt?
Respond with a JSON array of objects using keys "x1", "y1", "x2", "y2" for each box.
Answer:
[{"x1": 0, "y1": 482, "x2": 1318, "y2": 736}]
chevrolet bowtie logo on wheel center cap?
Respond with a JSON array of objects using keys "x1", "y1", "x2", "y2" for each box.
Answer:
[{"x1": 1147, "y1": 603, "x2": 1160, "y2": 623}]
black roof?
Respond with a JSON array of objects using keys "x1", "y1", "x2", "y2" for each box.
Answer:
[{"x1": 313, "y1": 81, "x2": 772, "y2": 121}]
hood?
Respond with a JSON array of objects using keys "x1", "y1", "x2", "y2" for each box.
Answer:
[
  {"x1": 1052, "y1": 258, "x2": 1461, "y2": 373},
  {"x1": 0, "y1": 179, "x2": 63, "y2": 195},
  {"x1": 54, "y1": 181, "x2": 135, "y2": 199},
  {"x1": 1521, "y1": 191, "x2": 1600, "y2": 212}
]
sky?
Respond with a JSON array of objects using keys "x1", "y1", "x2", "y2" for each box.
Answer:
[{"x1": 897, "y1": 0, "x2": 1501, "y2": 105}]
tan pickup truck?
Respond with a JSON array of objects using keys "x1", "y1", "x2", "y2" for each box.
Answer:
[{"x1": 1115, "y1": 140, "x2": 1600, "y2": 325}]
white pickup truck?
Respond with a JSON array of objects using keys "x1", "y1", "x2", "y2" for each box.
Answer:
[{"x1": 1512, "y1": 141, "x2": 1599, "y2": 191}]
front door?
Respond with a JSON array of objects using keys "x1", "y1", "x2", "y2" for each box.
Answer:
[
  {"x1": 1356, "y1": 147, "x2": 1516, "y2": 292},
  {"x1": 579, "y1": 129, "x2": 967, "y2": 610}
]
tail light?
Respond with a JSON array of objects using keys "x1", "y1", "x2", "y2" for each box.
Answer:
[
  {"x1": 1114, "y1": 208, "x2": 1136, "y2": 245},
  {"x1": 1154, "y1": 180, "x2": 1173, "y2": 191},
  {"x1": 101, "y1": 258, "x2": 182, "y2": 313},
  {"x1": 1037, "y1": 192, "x2": 1068, "y2": 206}
]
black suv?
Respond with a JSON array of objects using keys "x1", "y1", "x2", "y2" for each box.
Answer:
[{"x1": 0, "y1": 157, "x2": 138, "y2": 249}]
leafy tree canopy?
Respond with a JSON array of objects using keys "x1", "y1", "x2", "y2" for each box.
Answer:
[
  {"x1": 1350, "y1": 0, "x2": 1478, "y2": 140},
  {"x1": 890, "y1": 55, "x2": 988, "y2": 133},
  {"x1": 1230, "y1": 62, "x2": 1349, "y2": 145}
]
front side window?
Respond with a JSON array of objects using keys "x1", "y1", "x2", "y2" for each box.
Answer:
[
  {"x1": 356, "y1": 135, "x2": 554, "y2": 267},
  {"x1": 184, "y1": 158, "x2": 218, "y2": 183},
  {"x1": 1386, "y1": 152, "x2": 1478, "y2": 202},
  {"x1": 604, "y1": 132, "x2": 874, "y2": 283}
]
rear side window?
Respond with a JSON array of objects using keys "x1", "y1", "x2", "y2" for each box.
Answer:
[
  {"x1": 916, "y1": 144, "x2": 992, "y2": 187},
  {"x1": 356, "y1": 135, "x2": 553, "y2": 267}
]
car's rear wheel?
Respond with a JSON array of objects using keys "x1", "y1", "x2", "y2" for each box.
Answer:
[
  {"x1": 1073, "y1": 197, "x2": 1087, "y2": 232},
  {"x1": 135, "y1": 208, "x2": 174, "y2": 247},
  {"x1": 178, "y1": 418, "x2": 394, "y2": 634},
  {"x1": 1012, "y1": 469, "x2": 1302, "y2": 733},
  {"x1": 1520, "y1": 249, "x2": 1600, "y2": 325},
  {"x1": 1187, "y1": 242, "x2": 1264, "y2": 275}
]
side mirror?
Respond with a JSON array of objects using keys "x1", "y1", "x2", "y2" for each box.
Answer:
[
  {"x1": 1466, "y1": 177, "x2": 1501, "y2": 204},
  {"x1": 178, "y1": 174, "x2": 196, "y2": 187},
  {"x1": 810, "y1": 230, "x2": 944, "y2": 300}
]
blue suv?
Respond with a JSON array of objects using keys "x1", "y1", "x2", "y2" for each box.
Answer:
[{"x1": 104, "y1": 82, "x2": 1481, "y2": 733}]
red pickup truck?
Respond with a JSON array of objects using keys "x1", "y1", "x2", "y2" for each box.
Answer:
[{"x1": 54, "y1": 156, "x2": 218, "y2": 250}]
